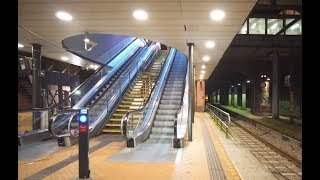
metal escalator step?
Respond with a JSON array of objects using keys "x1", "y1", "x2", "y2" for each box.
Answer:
[
  {"x1": 149, "y1": 133, "x2": 174, "y2": 139},
  {"x1": 101, "y1": 129, "x2": 121, "y2": 133},
  {"x1": 116, "y1": 109, "x2": 135, "y2": 112},
  {"x1": 106, "y1": 123, "x2": 121, "y2": 127},
  {"x1": 119, "y1": 104, "x2": 143, "y2": 108}
]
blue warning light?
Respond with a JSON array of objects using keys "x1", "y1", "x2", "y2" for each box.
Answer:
[
  {"x1": 79, "y1": 115, "x2": 88, "y2": 123},
  {"x1": 78, "y1": 109, "x2": 89, "y2": 124}
]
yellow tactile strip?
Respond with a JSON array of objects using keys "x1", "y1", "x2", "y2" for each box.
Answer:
[
  {"x1": 201, "y1": 112, "x2": 241, "y2": 180},
  {"x1": 19, "y1": 112, "x2": 240, "y2": 180}
]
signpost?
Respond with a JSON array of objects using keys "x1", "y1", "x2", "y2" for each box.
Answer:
[{"x1": 78, "y1": 108, "x2": 90, "y2": 179}]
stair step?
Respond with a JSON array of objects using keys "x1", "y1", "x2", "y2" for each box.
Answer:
[
  {"x1": 154, "y1": 120, "x2": 174, "y2": 127},
  {"x1": 101, "y1": 129, "x2": 121, "y2": 133},
  {"x1": 161, "y1": 95, "x2": 181, "y2": 100},
  {"x1": 149, "y1": 134, "x2": 174, "y2": 139},
  {"x1": 106, "y1": 123, "x2": 121, "y2": 127},
  {"x1": 165, "y1": 84, "x2": 183, "y2": 88},
  {"x1": 157, "y1": 109, "x2": 179, "y2": 115},
  {"x1": 151, "y1": 127, "x2": 174, "y2": 134},
  {"x1": 159, "y1": 104, "x2": 181, "y2": 110},
  {"x1": 163, "y1": 91, "x2": 182, "y2": 96},
  {"x1": 155, "y1": 114, "x2": 175, "y2": 121},
  {"x1": 160, "y1": 99, "x2": 181, "y2": 105}
]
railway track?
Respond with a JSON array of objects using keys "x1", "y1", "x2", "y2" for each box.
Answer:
[{"x1": 230, "y1": 119, "x2": 302, "y2": 180}]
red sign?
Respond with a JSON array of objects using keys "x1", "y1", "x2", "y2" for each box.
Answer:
[{"x1": 79, "y1": 124, "x2": 88, "y2": 133}]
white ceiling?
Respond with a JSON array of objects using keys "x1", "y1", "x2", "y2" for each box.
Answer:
[{"x1": 18, "y1": 0, "x2": 257, "y2": 79}]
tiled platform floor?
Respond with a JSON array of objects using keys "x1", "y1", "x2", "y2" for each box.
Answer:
[{"x1": 18, "y1": 112, "x2": 266, "y2": 180}]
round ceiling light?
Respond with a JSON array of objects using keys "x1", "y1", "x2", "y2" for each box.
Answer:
[
  {"x1": 202, "y1": 55, "x2": 210, "y2": 62},
  {"x1": 210, "y1": 9, "x2": 225, "y2": 21},
  {"x1": 133, "y1": 10, "x2": 148, "y2": 21},
  {"x1": 61, "y1": 56, "x2": 69, "y2": 61},
  {"x1": 205, "y1": 41, "x2": 215, "y2": 48},
  {"x1": 56, "y1": 11, "x2": 73, "y2": 21}
]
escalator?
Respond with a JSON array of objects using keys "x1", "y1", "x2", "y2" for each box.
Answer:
[
  {"x1": 149, "y1": 52, "x2": 187, "y2": 140},
  {"x1": 18, "y1": 38, "x2": 145, "y2": 145},
  {"x1": 51, "y1": 40, "x2": 161, "y2": 145},
  {"x1": 103, "y1": 50, "x2": 169, "y2": 133},
  {"x1": 120, "y1": 49, "x2": 190, "y2": 148}
]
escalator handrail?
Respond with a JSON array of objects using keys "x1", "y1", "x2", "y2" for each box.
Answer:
[
  {"x1": 51, "y1": 44, "x2": 151, "y2": 139},
  {"x1": 61, "y1": 43, "x2": 160, "y2": 138},
  {"x1": 124, "y1": 48, "x2": 176, "y2": 145},
  {"x1": 18, "y1": 37, "x2": 138, "y2": 113},
  {"x1": 173, "y1": 58, "x2": 189, "y2": 141},
  {"x1": 86, "y1": 43, "x2": 160, "y2": 134},
  {"x1": 120, "y1": 51, "x2": 170, "y2": 140},
  {"x1": 87, "y1": 42, "x2": 155, "y2": 109}
]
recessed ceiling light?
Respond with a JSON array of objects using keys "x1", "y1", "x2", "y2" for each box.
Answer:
[
  {"x1": 205, "y1": 41, "x2": 215, "y2": 48},
  {"x1": 201, "y1": 70, "x2": 206, "y2": 74},
  {"x1": 56, "y1": 11, "x2": 73, "y2": 21},
  {"x1": 202, "y1": 55, "x2": 210, "y2": 62},
  {"x1": 133, "y1": 10, "x2": 148, "y2": 21},
  {"x1": 210, "y1": 9, "x2": 225, "y2": 21},
  {"x1": 61, "y1": 56, "x2": 69, "y2": 61},
  {"x1": 201, "y1": 65, "x2": 206, "y2": 69},
  {"x1": 18, "y1": 43, "x2": 24, "y2": 48}
]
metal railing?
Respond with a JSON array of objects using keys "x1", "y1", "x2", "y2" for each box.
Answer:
[{"x1": 205, "y1": 103, "x2": 231, "y2": 138}]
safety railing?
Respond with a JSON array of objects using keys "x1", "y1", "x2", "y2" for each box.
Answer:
[{"x1": 205, "y1": 103, "x2": 231, "y2": 138}]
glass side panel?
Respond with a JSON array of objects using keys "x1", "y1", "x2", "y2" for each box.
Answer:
[
  {"x1": 286, "y1": 19, "x2": 302, "y2": 35},
  {"x1": 267, "y1": 19, "x2": 283, "y2": 35},
  {"x1": 249, "y1": 18, "x2": 265, "y2": 34},
  {"x1": 239, "y1": 21, "x2": 247, "y2": 34}
]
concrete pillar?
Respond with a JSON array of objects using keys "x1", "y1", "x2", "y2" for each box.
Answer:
[
  {"x1": 241, "y1": 84, "x2": 246, "y2": 109},
  {"x1": 213, "y1": 91, "x2": 216, "y2": 104},
  {"x1": 234, "y1": 86, "x2": 238, "y2": 107},
  {"x1": 228, "y1": 87, "x2": 232, "y2": 106},
  {"x1": 187, "y1": 43, "x2": 194, "y2": 141},
  {"x1": 193, "y1": 66, "x2": 196, "y2": 113},
  {"x1": 32, "y1": 44, "x2": 42, "y2": 130},
  {"x1": 58, "y1": 85, "x2": 64, "y2": 110},
  {"x1": 196, "y1": 80, "x2": 205, "y2": 111},
  {"x1": 272, "y1": 49, "x2": 279, "y2": 118},
  {"x1": 217, "y1": 89, "x2": 220, "y2": 104}
]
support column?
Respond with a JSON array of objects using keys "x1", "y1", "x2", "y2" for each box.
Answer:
[
  {"x1": 196, "y1": 80, "x2": 205, "y2": 111},
  {"x1": 272, "y1": 49, "x2": 279, "y2": 118},
  {"x1": 187, "y1": 43, "x2": 194, "y2": 141},
  {"x1": 58, "y1": 85, "x2": 64, "y2": 110},
  {"x1": 241, "y1": 84, "x2": 246, "y2": 109},
  {"x1": 193, "y1": 65, "x2": 196, "y2": 123},
  {"x1": 32, "y1": 43, "x2": 42, "y2": 130},
  {"x1": 234, "y1": 86, "x2": 238, "y2": 107},
  {"x1": 228, "y1": 87, "x2": 232, "y2": 106},
  {"x1": 217, "y1": 89, "x2": 220, "y2": 104},
  {"x1": 213, "y1": 91, "x2": 216, "y2": 104}
]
